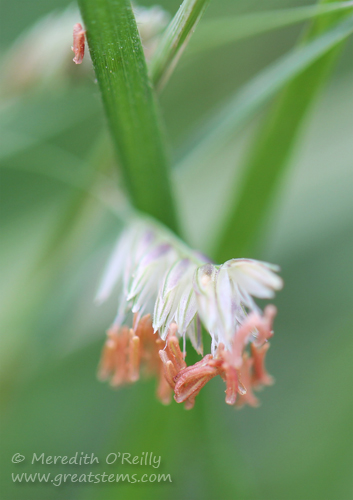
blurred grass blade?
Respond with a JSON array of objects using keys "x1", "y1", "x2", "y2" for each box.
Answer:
[
  {"x1": 32, "y1": 135, "x2": 118, "y2": 270},
  {"x1": 190, "y1": 1, "x2": 353, "y2": 55},
  {"x1": 0, "y1": 88, "x2": 99, "y2": 162},
  {"x1": 215, "y1": 3, "x2": 352, "y2": 262},
  {"x1": 177, "y1": 14, "x2": 353, "y2": 174},
  {"x1": 78, "y1": 0, "x2": 178, "y2": 233},
  {"x1": 149, "y1": 0, "x2": 210, "y2": 90}
]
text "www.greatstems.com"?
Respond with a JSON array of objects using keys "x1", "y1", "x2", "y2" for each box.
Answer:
[{"x1": 12, "y1": 472, "x2": 172, "y2": 486}]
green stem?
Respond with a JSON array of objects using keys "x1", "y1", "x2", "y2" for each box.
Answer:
[
  {"x1": 78, "y1": 0, "x2": 179, "y2": 233},
  {"x1": 149, "y1": 0, "x2": 211, "y2": 91}
]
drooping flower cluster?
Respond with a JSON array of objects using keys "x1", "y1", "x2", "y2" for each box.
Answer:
[{"x1": 97, "y1": 218, "x2": 283, "y2": 408}]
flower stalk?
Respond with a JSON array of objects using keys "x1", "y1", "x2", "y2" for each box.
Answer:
[{"x1": 77, "y1": 0, "x2": 179, "y2": 232}]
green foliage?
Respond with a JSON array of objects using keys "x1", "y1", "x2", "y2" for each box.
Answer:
[
  {"x1": 215, "y1": 2, "x2": 353, "y2": 260},
  {"x1": 78, "y1": 0, "x2": 179, "y2": 232},
  {"x1": 149, "y1": 0, "x2": 211, "y2": 90},
  {"x1": 190, "y1": 1, "x2": 353, "y2": 54},
  {"x1": 1, "y1": 1, "x2": 353, "y2": 500},
  {"x1": 178, "y1": 14, "x2": 353, "y2": 169}
]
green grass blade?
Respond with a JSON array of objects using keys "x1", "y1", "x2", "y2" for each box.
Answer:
[
  {"x1": 149, "y1": 0, "x2": 210, "y2": 91},
  {"x1": 215, "y1": 4, "x2": 352, "y2": 262},
  {"x1": 0, "y1": 88, "x2": 99, "y2": 162},
  {"x1": 177, "y1": 14, "x2": 353, "y2": 174},
  {"x1": 190, "y1": 2, "x2": 353, "y2": 55},
  {"x1": 78, "y1": 0, "x2": 179, "y2": 233}
]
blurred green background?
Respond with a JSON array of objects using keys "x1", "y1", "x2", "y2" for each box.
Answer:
[{"x1": 1, "y1": 1, "x2": 352, "y2": 499}]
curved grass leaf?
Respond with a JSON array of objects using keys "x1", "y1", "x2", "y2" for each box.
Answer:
[
  {"x1": 177, "y1": 14, "x2": 353, "y2": 176},
  {"x1": 78, "y1": 0, "x2": 179, "y2": 233},
  {"x1": 190, "y1": 1, "x2": 353, "y2": 55},
  {"x1": 215, "y1": 3, "x2": 353, "y2": 261},
  {"x1": 149, "y1": 0, "x2": 210, "y2": 91}
]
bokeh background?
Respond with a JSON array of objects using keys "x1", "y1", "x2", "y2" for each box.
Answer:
[{"x1": 1, "y1": 0, "x2": 352, "y2": 499}]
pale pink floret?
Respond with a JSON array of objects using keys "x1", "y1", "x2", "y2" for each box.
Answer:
[
  {"x1": 158, "y1": 308, "x2": 277, "y2": 408},
  {"x1": 99, "y1": 307, "x2": 276, "y2": 409},
  {"x1": 236, "y1": 354, "x2": 260, "y2": 408},
  {"x1": 158, "y1": 324, "x2": 209, "y2": 410},
  {"x1": 174, "y1": 356, "x2": 217, "y2": 408},
  {"x1": 72, "y1": 23, "x2": 85, "y2": 64},
  {"x1": 231, "y1": 305, "x2": 276, "y2": 368},
  {"x1": 251, "y1": 342, "x2": 274, "y2": 388},
  {"x1": 98, "y1": 314, "x2": 173, "y2": 404}
]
